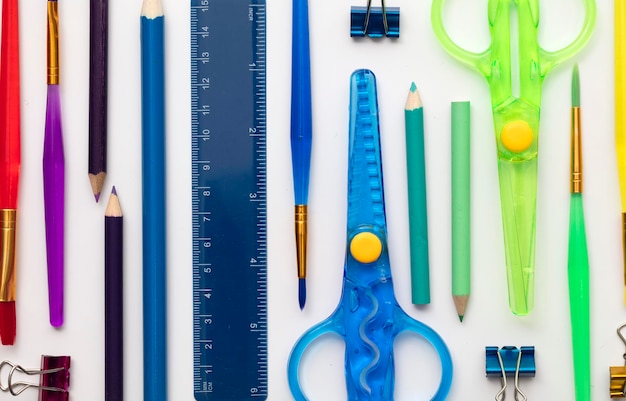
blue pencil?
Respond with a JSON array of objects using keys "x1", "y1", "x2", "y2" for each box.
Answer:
[{"x1": 140, "y1": 1, "x2": 166, "y2": 400}]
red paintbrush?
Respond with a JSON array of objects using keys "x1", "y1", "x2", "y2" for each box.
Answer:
[{"x1": 0, "y1": 0, "x2": 21, "y2": 345}]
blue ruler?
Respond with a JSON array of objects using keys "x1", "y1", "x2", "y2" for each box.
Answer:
[{"x1": 190, "y1": 0, "x2": 267, "y2": 400}]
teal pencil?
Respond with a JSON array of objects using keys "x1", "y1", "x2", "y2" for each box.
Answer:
[
  {"x1": 451, "y1": 101, "x2": 471, "y2": 321},
  {"x1": 405, "y1": 83, "x2": 430, "y2": 305}
]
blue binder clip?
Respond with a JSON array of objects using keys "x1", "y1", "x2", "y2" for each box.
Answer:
[
  {"x1": 486, "y1": 346, "x2": 535, "y2": 400},
  {"x1": 350, "y1": 0, "x2": 399, "y2": 38}
]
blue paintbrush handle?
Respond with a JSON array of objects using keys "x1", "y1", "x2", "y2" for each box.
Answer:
[{"x1": 291, "y1": 0, "x2": 312, "y2": 206}]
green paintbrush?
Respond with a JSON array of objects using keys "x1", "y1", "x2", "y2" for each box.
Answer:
[{"x1": 567, "y1": 64, "x2": 590, "y2": 401}]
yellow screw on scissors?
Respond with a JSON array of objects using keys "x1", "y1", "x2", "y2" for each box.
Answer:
[{"x1": 431, "y1": 0, "x2": 596, "y2": 315}]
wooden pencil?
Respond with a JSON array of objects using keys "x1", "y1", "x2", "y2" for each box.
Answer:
[
  {"x1": 105, "y1": 187, "x2": 123, "y2": 401},
  {"x1": 616, "y1": 0, "x2": 626, "y2": 303},
  {"x1": 451, "y1": 101, "x2": 471, "y2": 321},
  {"x1": 88, "y1": 0, "x2": 108, "y2": 202},
  {"x1": 405, "y1": 83, "x2": 430, "y2": 305},
  {"x1": 141, "y1": 0, "x2": 167, "y2": 399}
]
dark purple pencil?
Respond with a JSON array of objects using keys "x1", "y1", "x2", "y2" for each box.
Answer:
[
  {"x1": 43, "y1": 0, "x2": 65, "y2": 328},
  {"x1": 89, "y1": 0, "x2": 108, "y2": 202},
  {"x1": 105, "y1": 187, "x2": 123, "y2": 401}
]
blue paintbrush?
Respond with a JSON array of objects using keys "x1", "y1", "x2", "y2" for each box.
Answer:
[{"x1": 291, "y1": 0, "x2": 312, "y2": 310}]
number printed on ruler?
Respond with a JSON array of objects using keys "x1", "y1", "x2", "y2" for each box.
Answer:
[{"x1": 191, "y1": 0, "x2": 267, "y2": 400}]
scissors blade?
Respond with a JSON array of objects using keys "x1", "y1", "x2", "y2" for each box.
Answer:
[
  {"x1": 497, "y1": 155, "x2": 537, "y2": 315},
  {"x1": 347, "y1": 69, "x2": 387, "y2": 234}
]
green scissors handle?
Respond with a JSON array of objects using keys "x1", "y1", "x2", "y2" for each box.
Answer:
[
  {"x1": 432, "y1": 0, "x2": 596, "y2": 96},
  {"x1": 431, "y1": 0, "x2": 596, "y2": 315}
]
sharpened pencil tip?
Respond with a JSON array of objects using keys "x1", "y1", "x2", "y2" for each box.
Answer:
[
  {"x1": 458, "y1": 315, "x2": 464, "y2": 323},
  {"x1": 453, "y1": 295, "x2": 469, "y2": 321},
  {"x1": 299, "y1": 278, "x2": 306, "y2": 310},
  {"x1": 89, "y1": 172, "x2": 107, "y2": 202},
  {"x1": 111, "y1": 186, "x2": 117, "y2": 196},
  {"x1": 405, "y1": 83, "x2": 422, "y2": 110}
]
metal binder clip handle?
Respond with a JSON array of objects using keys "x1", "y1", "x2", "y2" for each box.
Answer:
[
  {"x1": 611, "y1": 324, "x2": 626, "y2": 398},
  {"x1": 350, "y1": 0, "x2": 399, "y2": 38},
  {"x1": 486, "y1": 346, "x2": 535, "y2": 401}
]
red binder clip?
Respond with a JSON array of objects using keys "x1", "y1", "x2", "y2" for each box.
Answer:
[{"x1": 0, "y1": 355, "x2": 70, "y2": 400}]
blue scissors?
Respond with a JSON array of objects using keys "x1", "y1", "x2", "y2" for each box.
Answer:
[
  {"x1": 431, "y1": 0, "x2": 596, "y2": 315},
  {"x1": 287, "y1": 69, "x2": 453, "y2": 400}
]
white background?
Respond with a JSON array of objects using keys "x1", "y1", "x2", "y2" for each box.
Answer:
[{"x1": 3, "y1": 0, "x2": 621, "y2": 400}]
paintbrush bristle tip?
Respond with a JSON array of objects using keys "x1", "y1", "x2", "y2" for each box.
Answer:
[
  {"x1": 298, "y1": 279, "x2": 306, "y2": 310},
  {"x1": 572, "y1": 64, "x2": 580, "y2": 107}
]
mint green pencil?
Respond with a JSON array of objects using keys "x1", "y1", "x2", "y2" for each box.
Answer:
[
  {"x1": 405, "y1": 83, "x2": 430, "y2": 305},
  {"x1": 451, "y1": 101, "x2": 470, "y2": 321},
  {"x1": 568, "y1": 64, "x2": 590, "y2": 401}
]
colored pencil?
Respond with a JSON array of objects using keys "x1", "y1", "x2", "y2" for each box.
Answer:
[
  {"x1": 405, "y1": 83, "x2": 430, "y2": 305},
  {"x1": 616, "y1": 0, "x2": 626, "y2": 303},
  {"x1": 105, "y1": 187, "x2": 124, "y2": 401},
  {"x1": 451, "y1": 101, "x2": 471, "y2": 321},
  {"x1": 291, "y1": 0, "x2": 313, "y2": 310},
  {"x1": 88, "y1": 0, "x2": 109, "y2": 202},
  {"x1": 141, "y1": 0, "x2": 167, "y2": 399},
  {"x1": 43, "y1": 0, "x2": 65, "y2": 328},
  {"x1": 0, "y1": 0, "x2": 21, "y2": 346}
]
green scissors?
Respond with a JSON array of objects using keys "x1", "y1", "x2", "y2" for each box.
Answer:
[{"x1": 431, "y1": 0, "x2": 596, "y2": 315}]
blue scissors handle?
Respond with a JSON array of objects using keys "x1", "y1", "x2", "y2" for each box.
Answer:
[
  {"x1": 287, "y1": 303, "x2": 453, "y2": 401},
  {"x1": 431, "y1": 0, "x2": 596, "y2": 82},
  {"x1": 288, "y1": 70, "x2": 453, "y2": 400}
]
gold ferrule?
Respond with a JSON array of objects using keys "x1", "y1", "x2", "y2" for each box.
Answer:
[
  {"x1": 0, "y1": 210, "x2": 17, "y2": 302},
  {"x1": 571, "y1": 107, "x2": 583, "y2": 193},
  {"x1": 295, "y1": 205, "x2": 307, "y2": 279},
  {"x1": 47, "y1": 1, "x2": 60, "y2": 85}
]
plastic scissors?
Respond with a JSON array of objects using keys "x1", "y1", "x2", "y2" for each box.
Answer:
[
  {"x1": 431, "y1": 0, "x2": 596, "y2": 315},
  {"x1": 287, "y1": 69, "x2": 453, "y2": 400}
]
